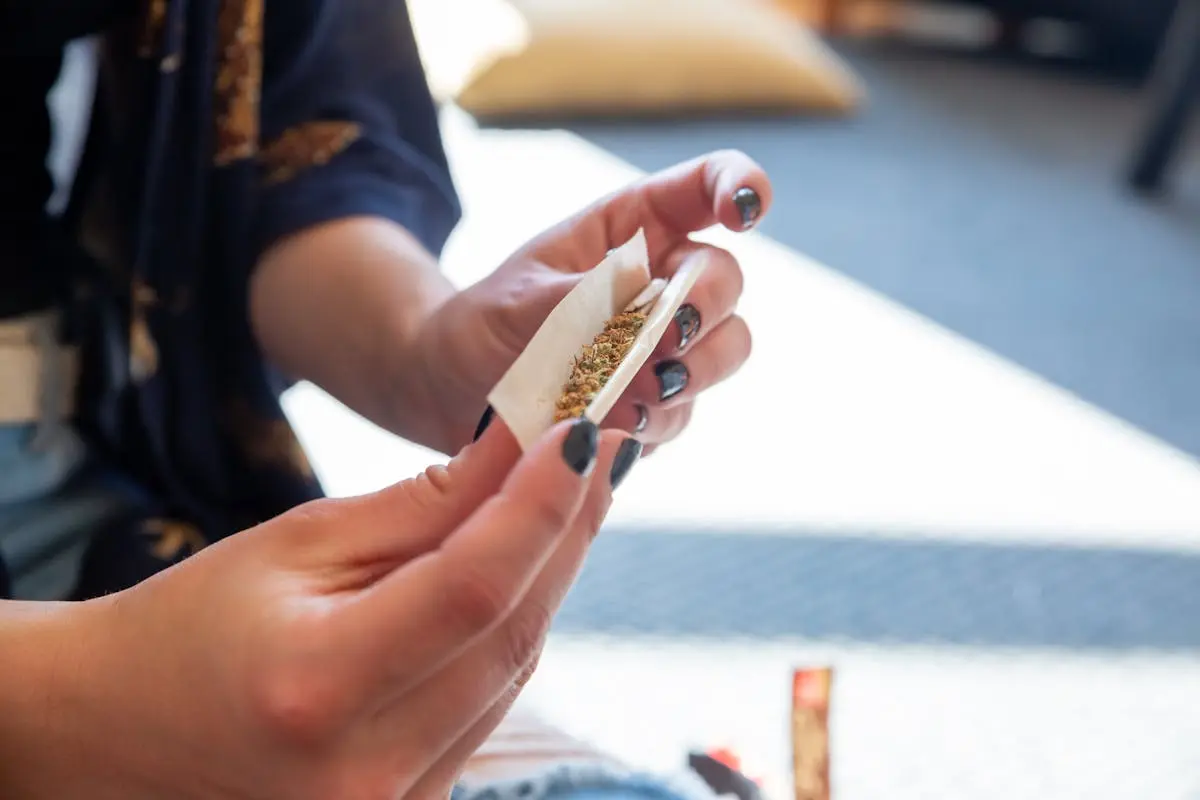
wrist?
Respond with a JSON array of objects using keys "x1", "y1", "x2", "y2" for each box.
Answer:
[
  {"x1": 251, "y1": 217, "x2": 459, "y2": 443},
  {"x1": 404, "y1": 294, "x2": 492, "y2": 455},
  {"x1": 0, "y1": 600, "x2": 102, "y2": 796},
  {"x1": 0, "y1": 597, "x2": 171, "y2": 800}
]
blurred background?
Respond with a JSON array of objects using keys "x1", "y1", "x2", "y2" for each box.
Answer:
[
  {"x1": 56, "y1": 0, "x2": 1200, "y2": 797},
  {"x1": 282, "y1": 0, "x2": 1200, "y2": 797}
]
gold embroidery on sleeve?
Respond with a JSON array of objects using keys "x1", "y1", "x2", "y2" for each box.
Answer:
[
  {"x1": 138, "y1": 0, "x2": 183, "y2": 72},
  {"x1": 213, "y1": 0, "x2": 264, "y2": 165},
  {"x1": 138, "y1": 0, "x2": 168, "y2": 57},
  {"x1": 129, "y1": 280, "x2": 159, "y2": 383},
  {"x1": 142, "y1": 518, "x2": 209, "y2": 561},
  {"x1": 225, "y1": 399, "x2": 316, "y2": 480},
  {"x1": 260, "y1": 121, "x2": 364, "y2": 186}
]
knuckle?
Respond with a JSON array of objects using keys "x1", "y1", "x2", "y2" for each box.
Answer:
[
  {"x1": 449, "y1": 563, "x2": 515, "y2": 635},
  {"x1": 722, "y1": 252, "x2": 746, "y2": 303},
  {"x1": 513, "y1": 648, "x2": 543, "y2": 690},
  {"x1": 712, "y1": 147, "x2": 744, "y2": 164},
  {"x1": 498, "y1": 492, "x2": 573, "y2": 540},
  {"x1": 420, "y1": 463, "x2": 455, "y2": 497},
  {"x1": 699, "y1": 247, "x2": 742, "y2": 309},
  {"x1": 282, "y1": 496, "x2": 344, "y2": 531},
  {"x1": 663, "y1": 404, "x2": 693, "y2": 442},
  {"x1": 248, "y1": 663, "x2": 343, "y2": 747},
  {"x1": 501, "y1": 603, "x2": 551, "y2": 677},
  {"x1": 708, "y1": 321, "x2": 751, "y2": 383},
  {"x1": 579, "y1": 495, "x2": 611, "y2": 544},
  {"x1": 526, "y1": 495, "x2": 575, "y2": 537},
  {"x1": 736, "y1": 317, "x2": 753, "y2": 362},
  {"x1": 482, "y1": 270, "x2": 571, "y2": 358},
  {"x1": 398, "y1": 464, "x2": 456, "y2": 515}
]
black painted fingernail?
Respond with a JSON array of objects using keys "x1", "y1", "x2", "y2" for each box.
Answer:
[
  {"x1": 674, "y1": 304, "x2": 701, "y2": 350},
  {"x1": 610, "y1": 438, "x2": 643, "y2": 490},
  {"x1": 562, "y1": 418, "x2": 599, "y2": 476},
  {"x1": 473, "y1": 405, "x2": 495, "y2": 442},
  {"x1": 654, "y1": 360, "x2": 689, "y2": 401},
  {"x1": 633, "y1": 403, "x2": 649, "y2": 434},
  {"x1": 733, "y1": 187, "x2": 761, "y2": 229}
]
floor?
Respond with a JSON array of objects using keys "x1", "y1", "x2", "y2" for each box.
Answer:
[{"x1": 283, "y1": 40, "x2": 1200, "y2": 798}]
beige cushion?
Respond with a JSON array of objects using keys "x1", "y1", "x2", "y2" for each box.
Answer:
[{"x1": 409, "y1": 0, "x2": 865, "y2": 118}]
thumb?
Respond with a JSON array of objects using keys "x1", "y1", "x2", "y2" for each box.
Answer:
[
  {"x1": 312, "y1": 419, "x2": 525, "y2": 567},
  {"x1": 335, "y1": 417, "x2": 602, "y2": 696}
]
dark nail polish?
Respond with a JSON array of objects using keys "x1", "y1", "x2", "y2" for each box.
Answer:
[
  {"x1": 733, "y1": 187, "x2": 762, "y2": 229},
  {"x1": 610, "y1": 438, "x2": 643, "y2": 490},
  {"x1": 562, "y1": 418, "x2": 599, "y2": 476},
  {"x1": 674, "y1": 304, "x2": 701, "y2": 350},
  {"x1": 654, "y1": 360, "x2": 689, "y2": 401},
  {"x1": 473, "y1": 405, "x2": 495, "y2": 442},
  {"x1": 633, "y1": 403, "x2": 649, "y2": 434}
]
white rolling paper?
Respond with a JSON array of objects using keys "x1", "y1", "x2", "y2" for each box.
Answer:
[{"x1": 486, "y1": 228, "x2": 708, "y2": 452}]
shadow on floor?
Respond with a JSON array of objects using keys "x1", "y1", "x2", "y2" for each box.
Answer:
[{"x1": 555, "y1": 526, "x2": 1200, "y2": 652}]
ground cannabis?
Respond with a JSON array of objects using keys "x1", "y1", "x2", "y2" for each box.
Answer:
[{"x1": 553, "y1": 311, "x2": 647, "y2": 423}]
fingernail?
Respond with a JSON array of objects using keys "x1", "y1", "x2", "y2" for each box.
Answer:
[
  {"x1": 562, "y1": 417, "x2": 599, "y2": 476},
  {"x1": 655, "y1": 360, "x2": 689, "y2": 401},
  {"x1": 473, "y1": 405, "x2": 495, "y2": 442},
  {"x1": 674, "y1": 304, "x2": 701, "y2": 350},
  {"x1": 610, "y1": 438, "x2": 644, "y2": 490},
  {"x1": 733, "y1": 187, "x2": 761, "y2": 229},
  {"x1": 633, "y1": 403, "x2": 649, "y2": 434}
]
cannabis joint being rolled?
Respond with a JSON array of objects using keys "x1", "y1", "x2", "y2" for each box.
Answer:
[{"x1": 487, "y1": 229, "x2": 707, "y2": 452}]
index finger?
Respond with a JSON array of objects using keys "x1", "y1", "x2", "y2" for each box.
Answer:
[
  {"x1": 336, "y1": 417, "x2": 601, "y2": 694},
  {"x1": 606, "y1": 150, "x2": 773, "y2": 263}
]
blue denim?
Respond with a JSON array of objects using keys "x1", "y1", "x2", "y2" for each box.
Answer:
[
  {"x1": 452, "y1": 763, "x2": 719, "y2": 800},
  {"x1": 0, "y1": 422, "x2": 135, "y2": 600}
]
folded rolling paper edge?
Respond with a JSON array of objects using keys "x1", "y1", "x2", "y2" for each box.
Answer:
[
  {"x1": 583, "y1": 253, "x2": 709, "y2": 426},
  {"x1": 486, "y1": 229, "x2": 652, "y2": 452}
]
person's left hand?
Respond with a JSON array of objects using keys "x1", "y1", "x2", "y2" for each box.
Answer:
[{"x1": 415, "y1": 150, "x2": 771, "y2": 454}]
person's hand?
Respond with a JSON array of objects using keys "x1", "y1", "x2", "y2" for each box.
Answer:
[
  {"x1": 415, "y1": 150, "x2": 771, "y2": 454},
  {"x1": 2, "y1": 418, "x2": 628, "y2": 800}
]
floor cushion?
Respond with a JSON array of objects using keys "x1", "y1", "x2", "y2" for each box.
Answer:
[{"x1": 408, "y1": 0, "x2": 865, "y2": 118}]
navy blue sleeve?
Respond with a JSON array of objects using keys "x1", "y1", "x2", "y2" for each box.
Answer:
[{"x1": 253, "y1": 0, "x2": 462, "y2": 260}]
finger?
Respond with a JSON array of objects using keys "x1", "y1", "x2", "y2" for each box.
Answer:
[
  {"x1": 651, "y1": 245, "x2": 744, "y2": 356},
  {"x1": 626, "y1": 315, "x2": 752, "y2": 411},
  {"x1": 335, "y1": 417, "x2": 601, "y2": 696},
  {"x1": 379, "y1": 432, "x2": 626, "y2": 787},
  {"x1": 409, "y1": 676, "x2": 618, "y2": 798},
  {"x1": 541, "y1": 151, "x2": 773, "y2": 268},
  {"x1": 598, "y1": 399, "x2": 693, "y2": 448},
  {"x1": 642, "y1": 150, "x2": 772, "y2": 234},
  {"x1": 619, "y1": 150, "x2": 773, "y2": 263},
  {"x1": 289, "y1": 419, "x2": 523, "y2": 575},
  {"x1": 400, "y1": 676, "x2": 530, "y2": 800}
]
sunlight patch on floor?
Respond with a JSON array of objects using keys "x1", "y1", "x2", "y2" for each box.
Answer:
[{"x1": 283, "y1": 106, "x2": 1200, "y2": 551}]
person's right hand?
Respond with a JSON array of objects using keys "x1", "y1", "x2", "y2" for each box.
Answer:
[{"x1": 3, "y1": 417, "x2": 628, "y2": 800}]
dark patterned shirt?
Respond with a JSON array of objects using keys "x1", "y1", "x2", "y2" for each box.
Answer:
[{"x1": 0, "y1": 0, "x2": 462, "y2": 598}]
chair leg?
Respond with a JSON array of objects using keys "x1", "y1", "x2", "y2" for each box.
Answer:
[
  {"x1": 993, "y1": 11, "x2": 1026, "y2": 54},
  {"x1": 1127, "y1": 0, "x2": 1200, "y2": 194}
]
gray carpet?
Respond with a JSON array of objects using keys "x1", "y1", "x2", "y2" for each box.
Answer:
[
  {"x1": 550, "y1": 41, "x2": 1200, "y2": 460},
  {"x1": 476, "y1": 43, "x2": 1200, "y2": 653},
  {"x1": 554, "y1": 527, "x2": 1200, "y2": 651}
]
